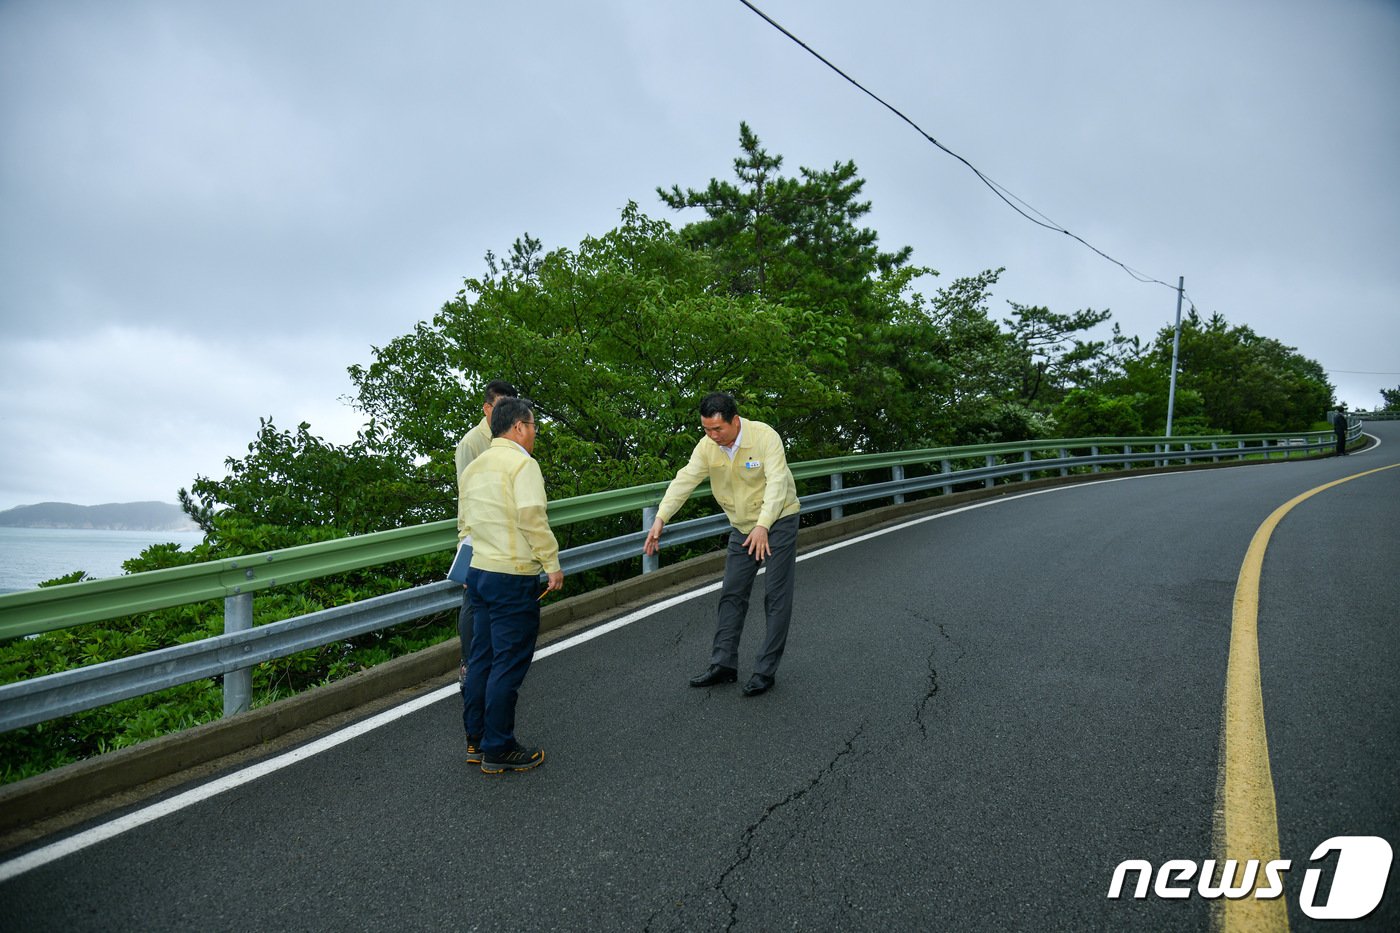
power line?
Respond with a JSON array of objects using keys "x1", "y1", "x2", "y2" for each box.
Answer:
[
  {"x1": 737, "y1": 0, "x2": 1179, "y2": 293},
  {"x1": 738, "y1": 1, "x2": 1390, "y2": 388}
]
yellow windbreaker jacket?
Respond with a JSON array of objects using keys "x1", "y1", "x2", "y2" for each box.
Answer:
[
  {"x1": 458, "y1": 438, "x2": 561, "y2": 575},
  {"x1": 454, "y1": 416, "x2": 493, "y2": 479},
  {"x1": 656, "y1": 418, "x2": 800, "y2": 534}
]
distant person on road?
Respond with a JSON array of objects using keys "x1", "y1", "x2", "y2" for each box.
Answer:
[
  {"x1": 452, "y1": 380, "x2": 518, "y2": 752},
  {"x1": 1331, "y1": 409, "x2": 1349, "y2": 456},
  {"x1": 643, "y1": 392, "x2": 801, "y2": 698},
  {"x1": 460, "y1": 397, "x2": 563, "y2": 773}
]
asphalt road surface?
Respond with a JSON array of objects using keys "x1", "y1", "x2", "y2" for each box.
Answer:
[{"x1": 2, "y1": 423, "x2": 1397, "y2": 932}]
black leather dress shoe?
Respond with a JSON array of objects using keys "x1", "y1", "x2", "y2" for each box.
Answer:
[
  {"x1": 689, "y1": 664, "x2": 738, "y2": 687},
  {"x1": 742, "y1": 673, "x2": 775, "y2": 697}
]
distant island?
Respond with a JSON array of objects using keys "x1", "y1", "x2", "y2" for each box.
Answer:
[{"x1": 0, "y1": 501, "x2": 199, "y2": 532}]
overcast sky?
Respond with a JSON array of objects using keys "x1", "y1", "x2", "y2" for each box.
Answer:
[{"x1": 2, "y1": 0, "x2": 1396, "y2": 511}]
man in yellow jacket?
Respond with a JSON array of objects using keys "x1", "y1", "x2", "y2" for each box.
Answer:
[
  {"x1": 454, "y1": 379, "x2": 519, "y2": 480},
  {"x1": 451, "y1": 379, "x2": 518, "y2": 750},
  {"x1": 644, "y1": 392, "x2": 801, "y2": 697},
  {"x1": 460, "y1": 397, "x2": 563, "y2": 773}
]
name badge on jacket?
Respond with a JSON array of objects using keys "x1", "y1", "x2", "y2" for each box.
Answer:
[{"x1": 744, "y1": 460, "x2": 761, "y2": 470}]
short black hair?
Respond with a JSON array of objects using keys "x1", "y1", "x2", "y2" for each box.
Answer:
[
  {"x1": 699, "y1": 391, "x2": 739, "y2": 422},
  {"x1": 484, "y1": 380, "x2": 519, "y2": 406},
  {"x1": 490, "y1": 397, "x2": 534, "y2": 437}
]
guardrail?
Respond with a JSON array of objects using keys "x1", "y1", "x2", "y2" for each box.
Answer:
[{"x1": 0, "y1": 428, "x2": 1342, "y2": 733}]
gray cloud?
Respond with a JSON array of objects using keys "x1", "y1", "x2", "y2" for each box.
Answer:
[{"x1": 2, "y1": 0, "x2": 1397, "y2": 509}]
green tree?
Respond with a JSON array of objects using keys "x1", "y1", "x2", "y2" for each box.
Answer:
[
  {"x1": 1157, "y1": 311, "x2": 1332, "y2": 433},
  {"x1": 896, "y1": 267, "x2": 1019, "y2": 445},
  {"x1": 1052, "y1": 388, "x2": 1145, "y2": 438},
  {"x1": 657, "y1": 121, "x2": 910, "y2": 309},
  {"x1": 351, "y1": 203, "x2": 843, "y2": 502},
  {"x1": 1001, "y1": 302, "x2": 1121, "y2": 407},
  {"x1": 657, "y1": 125, "x2": 1140, "y2": 449},
  {"x1": 1379, "y1": 385, "x2": 1400, "y2": 411},
  {"x1": 662, "y1": 123, "x2": 982, "y2": 453},
  {"x1": 1099, "y1": 310, "x2": 1332, "y2": 434},
  {"x1": 180, "y1": 418, "x2": 436, "y2": 537}
]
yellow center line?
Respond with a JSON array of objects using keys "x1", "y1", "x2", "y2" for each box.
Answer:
[{"x1": 1216, "y1": 462, "x2": 1400, "y2": 933}]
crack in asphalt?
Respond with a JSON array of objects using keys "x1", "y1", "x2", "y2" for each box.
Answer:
[
  {"x1": 712, "y1": 720, "x2": 868, "y2": 931},
  {"x1": 908, "y1": 613, "x2": 962, "y2": 739},
  {"x1": 916, "y1": 648, "x2": 939, "y2": 740},
  {"x1": 651, "y1": 608, "x2": 960, "y2": 929}
]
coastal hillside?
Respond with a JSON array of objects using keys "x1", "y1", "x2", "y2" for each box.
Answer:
[{"x1": 0, "y1": 501, "x2": 198, "y2": 531}]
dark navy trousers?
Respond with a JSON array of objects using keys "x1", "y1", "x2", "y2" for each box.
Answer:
[
  {"x1": 463, "y1": 568, "x2": 542, "y2": 755},
  {"x1": 457, "y1": 543, "x2": 474, "y2": 736}
]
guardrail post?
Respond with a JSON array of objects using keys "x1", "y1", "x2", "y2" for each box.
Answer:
[
  {"x1": 1059, "y1": 447, "x2": 1069, "y2": 477},
  {"x1": 941, "y1": 459, "x2": 952, "y2": 495},
  {"x1": 1212, "y1": 441, "x2": 1220, "y2": 463},
  {"x1": 223, "y1": 592, "x2": 253, "y2": 717},
  {"x1": 829, "y1": 474, "x2": 844, "y2": 520},
  {"x1": 985, "y1": 455, "x2": 996, "y2": 489},
  {"x1": 641, "y1": 507, "x2": 658, "y2": 574},
  {"x1": 1022, "y1": 450, "x2": 1032, "y2": 483},
  {"x1": 892, "y1": 465, "x2": 905, "y2": 504}
]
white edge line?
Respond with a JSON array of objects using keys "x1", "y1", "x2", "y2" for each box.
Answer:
[
  {"x1": 0, "y1": 687, "x2": 448, "y2": 884},
  {"x1": 0, "y1": 469, "x2": 1227, "y2": 882}
]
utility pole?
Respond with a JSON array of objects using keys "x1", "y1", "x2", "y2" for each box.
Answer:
[{"x1": 1165, "y1": 276, "x2": 1184, "y2": 437}]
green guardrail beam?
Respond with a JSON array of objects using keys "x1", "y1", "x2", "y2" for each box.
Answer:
[{"x1": 0, "y1": 430, "x2": 1332, "y2": 640}]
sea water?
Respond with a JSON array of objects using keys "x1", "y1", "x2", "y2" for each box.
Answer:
[{"x1": 0, "y1": 527, "x2": 207, "y2": 595}]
